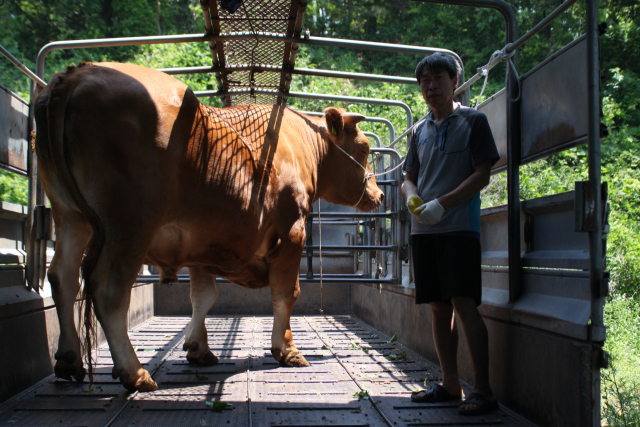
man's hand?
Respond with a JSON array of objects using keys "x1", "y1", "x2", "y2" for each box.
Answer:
[
  {"x1": 406, "y1": 195, "x2": 424, "y2": 215},
  {"x1": 416, "y1": 199, "x2": 445, "y2": 224}
]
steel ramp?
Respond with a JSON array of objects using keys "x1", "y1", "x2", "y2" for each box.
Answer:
[{"x1": 0, "y1": 316, "x2": 535, "y2": 427}]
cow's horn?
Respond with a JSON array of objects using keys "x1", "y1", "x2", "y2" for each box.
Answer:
[{"x1": 343, "y1": 113, "x2": 366, "y2": 127}]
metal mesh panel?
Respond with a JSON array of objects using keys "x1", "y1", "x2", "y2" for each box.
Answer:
[
  {"x1": 233, "y1": 93, "x2": 280, "y2": 105},
  {"x1": 205, "y1": 0, "x2": 300, "y2": 105}
]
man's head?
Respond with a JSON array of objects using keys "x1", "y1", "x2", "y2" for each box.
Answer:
[{"x1": 415, "y1": 54, "x2": 461, "y2": 110}]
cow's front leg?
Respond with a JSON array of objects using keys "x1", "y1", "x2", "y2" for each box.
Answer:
[
  {"x1": 88, "y1": 238, "x2": 157, "y2": 392},
  {"x1": 269, "y1": 223, "x2": 310, "y2": 367},
  {"x1": 270, "y1": 281, "x2": 309, "y2": 367},
  {"x1": 184, "y1": 267, "x2": 219, "y2": 365}
]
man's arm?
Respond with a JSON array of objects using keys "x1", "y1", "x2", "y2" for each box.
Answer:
[
  {"x1": 437, "y1": 160, "x2": 492, "y2": 210},
  {"x1": 401, "y1": 171, "x2": 419, "y2": 200}
]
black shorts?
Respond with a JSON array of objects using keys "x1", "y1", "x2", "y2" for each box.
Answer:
[{"x1": 411, "y1": 234, "x2": 482, "y2": 306}]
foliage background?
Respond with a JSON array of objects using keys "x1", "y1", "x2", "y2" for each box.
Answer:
[{"x1": 1, "y1": 0, "x2": 638, "y2": 423}]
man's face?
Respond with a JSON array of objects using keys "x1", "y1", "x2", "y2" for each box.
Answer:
[{"x1": 419, "y1": 68, "x2": 458, "y2": 110}]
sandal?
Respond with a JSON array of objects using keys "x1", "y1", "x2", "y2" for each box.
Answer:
[
  {"x1": 458, "y1": 392, "x2": 499, "y2": 416},
  {"x1": 411, "y1": 384, "x2": 462, "y2": 403}
]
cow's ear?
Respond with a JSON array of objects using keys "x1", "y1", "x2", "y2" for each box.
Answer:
[{"x1": 324, "y1": 107, "x2": 344, "y2": 141}]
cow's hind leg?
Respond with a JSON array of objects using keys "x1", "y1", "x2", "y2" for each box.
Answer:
[
  {"x1": 87, "y1": 237, "x2": 157, "y2": 392},
  {"x1": 48, "y1": 211, "x2": 91, "y2": 381},
  {"x1": 184, "y1": 267, "x2": 219, "y2": 365}
]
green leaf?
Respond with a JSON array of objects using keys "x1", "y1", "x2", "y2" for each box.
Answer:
[
  {"x1": 83, "y1": 384, "x2": 94, "y2": 393},
  {"x1": 387, "y1": 333, "x2": 397, "y2": 343},
  {"x1": 386, "y1": 352, "x2": 407, "y2": 361},
  {"x1": 213, "y1": 401, "x2": 233, "y2": 412},
  {"x1": 353, "y1": 389, "x2": 369, "y2": 400},
  {"x1": 195, "y1": 373, "x2": 208, "y2": 381},
  {"x1": 321, "y1": 345, "x2": 330, "y2": 350}
]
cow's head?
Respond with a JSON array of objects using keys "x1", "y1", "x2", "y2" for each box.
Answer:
[{"x1": 322, "y1": 107, "x2": 384, "y2": 212}]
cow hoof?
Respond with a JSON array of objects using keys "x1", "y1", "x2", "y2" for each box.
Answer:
[
  {"x1": 283, "y1": 352, "x2": 310, "y2": 367},
  {"x1": 187, "y1": 350, "x2": 219, "y2": 366},
  {"x1": 54, "y1": 360, "x2": 86, "y2": 382},
  {"x1": 54, "y1": 350, "x2": 86, "y2": 382},
  {"x1": 119, "y1": 368, "x2": 157, "y2": 392}
]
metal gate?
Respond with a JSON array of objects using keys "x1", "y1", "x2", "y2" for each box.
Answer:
[{"x1": 0, "y1": 0, "x2": 608, "y2": 425}]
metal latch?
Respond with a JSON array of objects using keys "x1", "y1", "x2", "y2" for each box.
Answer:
[
  {"x1": 575, "y1": 181, "x2": 608, "y2": 233},
  {"x1": 34, "y1": 205, "x2": 54, "y2": 241}
]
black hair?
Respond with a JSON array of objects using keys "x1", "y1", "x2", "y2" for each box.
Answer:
[{"x1": 415, "y1": 53, "x2": 462, "y2": 83}]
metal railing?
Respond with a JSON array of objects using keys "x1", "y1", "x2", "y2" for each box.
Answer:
[
  {"x1": 302, "y1": 147, "x2": 404, "y2": 284},
  {"x1": 195, "y1": 89, "x2": 414, "y2": 130}
]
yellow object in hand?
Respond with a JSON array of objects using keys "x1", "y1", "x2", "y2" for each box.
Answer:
[{"x1": 407, "y1": 195, "x2": 425, "y2": 214}]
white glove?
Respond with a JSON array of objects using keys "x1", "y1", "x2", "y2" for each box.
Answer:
[{"x1": 416, "y1": 199, "x2": 445, "y2": 225}]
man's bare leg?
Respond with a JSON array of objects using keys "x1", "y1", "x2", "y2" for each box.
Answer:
[
  {"x1": 430, "y1": 301, "x2": 462, "y2": 396},
  {"x1": 451, "y1": 297, "x2": 495, "y2": 410}
]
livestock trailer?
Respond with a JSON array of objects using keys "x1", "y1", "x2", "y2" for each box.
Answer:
[{"x1": 0, "y1": 0, "x2": 608, "y2": 426}]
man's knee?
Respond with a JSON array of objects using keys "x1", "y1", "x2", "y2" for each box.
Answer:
[
  {"x1": 430, "y1": 301, "x2": 453, "y2": 318},
  {"x1": 451, "y1": 297, "x2": 481, "y2": 319}
]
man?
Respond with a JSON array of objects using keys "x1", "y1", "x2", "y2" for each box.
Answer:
[{"x1": 401, "y1": 53, "x2": 500, "y2": 416}]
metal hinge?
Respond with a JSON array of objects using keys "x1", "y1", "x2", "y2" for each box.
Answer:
[
  {"x1": 34, "y1": 205, "x2": 54, "y2": 241},
  {"x1": 398, "y1": 245, "x2": 409, "y2": 262},
  {"x1": 590, "y1": 325, "x2": 606, "y2": 343},
  {"x1": 574, "y1": 181, "x2": 608, "y2": 233}
]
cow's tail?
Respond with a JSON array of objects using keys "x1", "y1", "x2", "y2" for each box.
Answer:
[{"x1": 45, "y1": 63, "x2": 104, "y2": 384}]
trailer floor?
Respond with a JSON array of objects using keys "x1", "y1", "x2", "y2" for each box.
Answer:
[{"x1": 0, "y1": 315, "x2": 534, "y2": 427}]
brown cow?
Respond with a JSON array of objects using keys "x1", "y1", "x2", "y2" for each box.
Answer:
[{"x1": 34, "y1": 62, "x2": 383, "y2": 392}]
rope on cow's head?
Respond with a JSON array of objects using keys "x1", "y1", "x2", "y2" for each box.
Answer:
[{"x1": 329, "y1": 138, "x2": 405, "y2": 208}]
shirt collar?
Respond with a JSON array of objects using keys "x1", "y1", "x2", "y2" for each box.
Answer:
[{"x1": 426, "y1": 103, "x2": 461, "y2": 125}]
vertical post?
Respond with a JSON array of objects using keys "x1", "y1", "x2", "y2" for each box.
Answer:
[
  {"x1": 505, "y1": 9, "x2": 522, "y2": 302},
  {"x1": 25, "y1": 79, "x2": 39, "y2": 291},
  {"x1": 586, "y1": 0, "x2": 604, "y2": 424},
  {"x1": 306, "y1": 204, "x2": 314, "y2": 280}
]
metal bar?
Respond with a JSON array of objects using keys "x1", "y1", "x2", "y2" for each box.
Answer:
[
  {"x1": 454, "y1": 51, "x2": 504, "y2": 95},
  {"x1": 363, "y1": 132, "x2": 381, "y2": 148},
  {"x1": 305, "y1": 245, "x2": 396, "y2": 251},
  {"x1": 504, "y1": 0, "x2": 579, "y2": 56},
  {"x1": 159, "y1": 64, "x2": 415, "y2": 86},
  {"x1": 307, "y1": 212, "x2": 395, "y2": 218},
  {"x1": 135, "y1": 274, "x2": 395, "y2": 284},
  {"x1": 505, "y1": 12, "x2": 521, "y2": 303},
  {"x1": 289, "y1": 67, "x2": 416, "y2": 85},
  {"x1": 586, "y1": 0, "x2": 603, "y2": 425},
  {"x1": 0, "y1": 45, "x2": 47, "y2": 87},
  {"x1": 35, "y1": 32, "x2": 460, "y2": 95},
  {"x1": 25, "y1": 81, "x2": 38, "y2": 291},
  {"x1": 299, "y1": 111, "x2": 396, "y2": 144},
  {"x1": 278, "y1": 0, "x2": 306, "y2": 105},
  {"x1": 199, "y1": 0, "x2": 226, "y2": 102},
  {"x1": 207, "y1": 1, "x2": 230, "y2": 105},
  {"x1": 195, "y1": 89, "x2": 413, "y2": 130},
  {"x1": 302, "y1": 35, "x2": 463, "y2": 76},
  {"x1": 306, "y1": 204, "x2": 314, "y2": 279}
]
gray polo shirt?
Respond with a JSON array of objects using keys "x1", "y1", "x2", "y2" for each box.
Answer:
[{"x1": 403, "y1": 104, "x2": 499, "y2": 236}]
